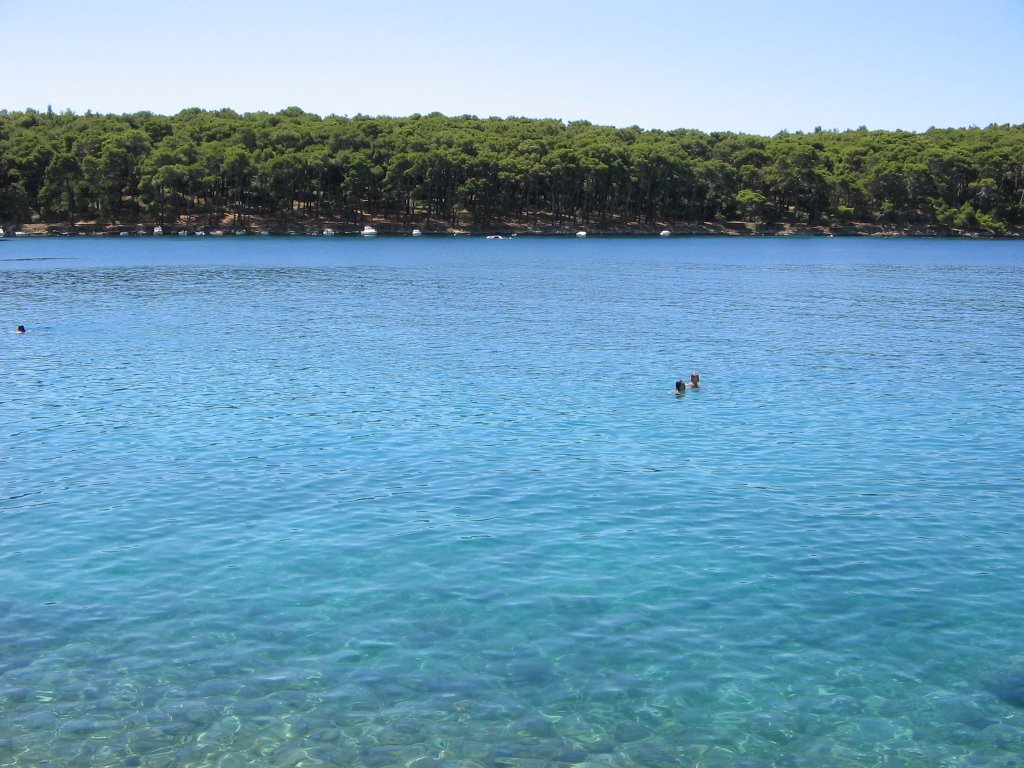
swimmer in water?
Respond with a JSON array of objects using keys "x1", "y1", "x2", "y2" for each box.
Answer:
[
  {"x1": 689, "y1": 372, "x2": 700, "y2": 389},
  {"x1": 16, "y1": 325, "x2": 26, "y2": 334},
  {"x1": 674, "y1": 379, "x2": 686, "y2": 395}
]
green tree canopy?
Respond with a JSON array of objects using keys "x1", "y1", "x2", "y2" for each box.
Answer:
[{"x1": 1, "y1": 109, "x2": 1021, "y2": 233}]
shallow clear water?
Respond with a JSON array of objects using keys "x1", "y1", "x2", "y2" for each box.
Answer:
[{"x1": 2, "y1": 236, "x2": 1023, "y2": 767}]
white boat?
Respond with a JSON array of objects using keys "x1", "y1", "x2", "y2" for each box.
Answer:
[
  {"x1": 323, "y1": 228, "x2": 335, "y2": 236},
  {"x1": 153, "y1": 226, "x2": 163, "y2": 236},
  {"x1": 411, "y1": 229, "x2": 422, "y2": 237},
  {"x1": 177, "y1": 230, "x2": 188, "y2": 236},
  {"x1": 660, "y1": 230, "x2": 671, "y2": 237},
  {"x1": 361, "y1": 225, "x2": 378, "y2": 237},
  {"x1": 0, "y1": 227, "x2": 5, "y2": 240},
  {"x1": 195, "y1": 230, "x2": 207, "y2": 237},
  {"x1": 576, "y1": 231, "x2": 587, "y2": 238}
]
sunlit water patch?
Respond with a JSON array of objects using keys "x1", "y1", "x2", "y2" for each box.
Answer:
[{"x1": 2, "y1": 236, "x2": 1023, "y2": 766}]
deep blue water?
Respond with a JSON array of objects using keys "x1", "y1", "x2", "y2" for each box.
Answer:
[{"x1": 2, "y1": 236, "x2": 1024, "y2": 767}]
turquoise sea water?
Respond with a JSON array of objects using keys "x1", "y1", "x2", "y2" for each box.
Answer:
[{"x1": 2, "y1": 236, "x2": 1023, "y2": 767}]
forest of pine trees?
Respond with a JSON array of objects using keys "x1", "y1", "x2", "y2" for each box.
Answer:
[{"x1": 2, "y1": 107, "x2": 1022, "y2": 234}]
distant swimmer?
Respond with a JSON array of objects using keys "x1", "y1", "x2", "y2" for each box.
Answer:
[
  {"x1": 674, "y1": 372, "x2": 701, "y2": 395},
  {"x1": 15, "y1": 325, "x2": 26, "y2": 334}
]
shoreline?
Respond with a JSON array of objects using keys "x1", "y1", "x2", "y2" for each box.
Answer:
[{"x1": 6, "y1": 220, "x2": 1021, "y2": 239}]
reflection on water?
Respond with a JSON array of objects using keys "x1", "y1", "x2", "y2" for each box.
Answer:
[{"x1": 2, "y1": 237, "x2": 1024, "y2": 766}]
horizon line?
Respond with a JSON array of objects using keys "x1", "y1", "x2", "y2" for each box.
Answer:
[{"x1": 3, "y1": 104, "x2": 1017, "y2": 138}]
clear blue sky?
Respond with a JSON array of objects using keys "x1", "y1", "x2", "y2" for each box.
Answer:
[{"x1": 4, "y1": 0, "x2": 1022, "y2": 135}]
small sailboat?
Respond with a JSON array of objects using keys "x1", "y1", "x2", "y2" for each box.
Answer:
[{"x1": 361, "y1": 225, "x2": 378, "y2": 237}]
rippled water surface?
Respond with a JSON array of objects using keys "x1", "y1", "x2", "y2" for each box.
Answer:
[{"x1": 3, "y1": 236, "x2": 1024, "y2": 767}]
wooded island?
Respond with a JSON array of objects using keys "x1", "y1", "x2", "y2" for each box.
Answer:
[{"x1": 2, "y1": 108, "x2": 1022, "y2": 235}]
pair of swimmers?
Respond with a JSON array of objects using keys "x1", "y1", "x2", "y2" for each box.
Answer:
[{"x1": 674, "y1": 372, "x2": 700, "y2": 394}]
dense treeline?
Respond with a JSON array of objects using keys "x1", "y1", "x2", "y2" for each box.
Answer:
[{"x1": 2, "y1": 107, "x2": 1023, "y2": 233}]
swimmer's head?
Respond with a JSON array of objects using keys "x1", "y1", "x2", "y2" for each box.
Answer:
[{"x1": 16, "y1": 325, "x2": 25, "y2": 333}]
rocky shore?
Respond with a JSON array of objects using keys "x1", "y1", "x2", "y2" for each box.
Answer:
[{"x1": 6, "y1": 219, "x2": 1019, "y2": 238}]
